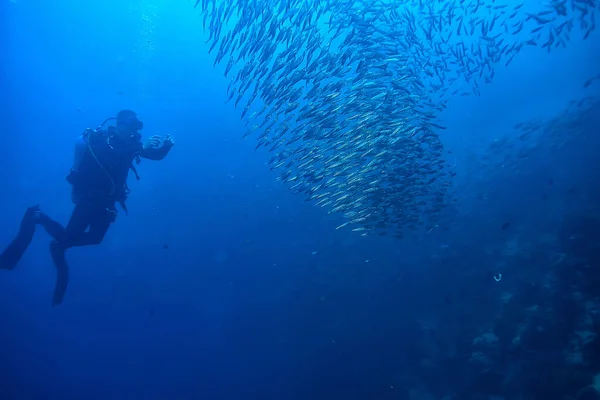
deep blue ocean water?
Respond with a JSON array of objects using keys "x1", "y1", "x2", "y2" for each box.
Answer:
[{"x1": 1, "y1": 1, "x2": 599, "y2": 399}]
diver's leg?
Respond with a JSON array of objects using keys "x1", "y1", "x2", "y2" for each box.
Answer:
[
  {"x1": 36, "y1": 214, "x2": 67, "y2": 241},
  {"x1": 67, "y1": 206, "x2": 114, "y2": 247},
  {"x1": 50, "y1": 240, "x2": 69, "y2": 305},
  {"x1": 85, "y1": 207, "x2": 114, "y2": 245},
  {"x1": 48, "y1": 204, "x2": 91, "y2": 305},
  {"x1": 49, "y1": 204, "x2": 114, "y2": 305},
  {"x1": 33, "y1": 202, "x2": 90, "y2": 244},
  {"x1": 60, "y1": 204, "x2": 92, "y2": 246},
  {"x1": 0, "y1": 206, "x2": 40, "y2": 270}
]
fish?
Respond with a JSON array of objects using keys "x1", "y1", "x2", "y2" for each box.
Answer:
[
  {"x1": 190, "y1": 0, "x2": 595, "y2": 238},
  {"x1": 583, "y1": 74, "x2": 600, "y2": 88},
  {"x1": 475, "y1": 97, "x2": 599, "y2": 192}
]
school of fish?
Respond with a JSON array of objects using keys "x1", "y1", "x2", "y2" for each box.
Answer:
[
  {"x1": 191, "y1": 0, "x2": 597, "y2": 237},
  {"x1": 478, "y1": 94, "x2": 599, "y2": 175}
]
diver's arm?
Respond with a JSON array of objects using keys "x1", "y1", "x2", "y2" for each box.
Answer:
[
  {"x1": 139, "y1": 145, "x2": 171, "y2": 160},
  {"x1": 140, "y1": 134, "x2": 174, "y2": 160}
]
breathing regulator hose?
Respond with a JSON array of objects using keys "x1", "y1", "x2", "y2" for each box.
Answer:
[{"x1": 80, "y1": 117, "x2": 118, "y2": 196}]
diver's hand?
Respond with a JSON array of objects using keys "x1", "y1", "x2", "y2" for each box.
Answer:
[
  {"x1": 163, "y1": 134, "x2": 175, "y2": 149},
  {"x1": 143, "y1": 135, "x2": 162, "y2": 150}
]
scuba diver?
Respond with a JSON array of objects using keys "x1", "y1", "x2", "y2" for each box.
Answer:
[{"x1": 0, "y1": 110, "x2": 175, "y2": 305}]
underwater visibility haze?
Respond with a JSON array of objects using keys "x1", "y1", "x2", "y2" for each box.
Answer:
[{"x1": 1, "y1": 0, "x2": 600, "y2": 399}]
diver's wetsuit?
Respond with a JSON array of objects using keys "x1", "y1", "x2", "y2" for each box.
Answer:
[{"x1": 1, "y1": 126, "x2": 143, "y2": 305}]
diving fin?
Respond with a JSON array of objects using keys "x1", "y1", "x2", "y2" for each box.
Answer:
[
  {"x1": 50, "y1": 241, "x2": 69, "y2": 306},
  {"x1": 0, "y1": 205, "x2": 40, "y2": 270}
]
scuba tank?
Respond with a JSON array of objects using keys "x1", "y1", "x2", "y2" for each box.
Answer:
[{"x1": 68, "y1": 116, "x2": 143, "y2": 210}]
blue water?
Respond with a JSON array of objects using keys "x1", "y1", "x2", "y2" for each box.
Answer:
[{"x1": 2, "y1": 1, "x2": 600, "y2": 399}]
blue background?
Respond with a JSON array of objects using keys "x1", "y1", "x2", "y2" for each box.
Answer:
[{"x1": 1, "y1": 0, "x2": 599, "y2": 399}]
